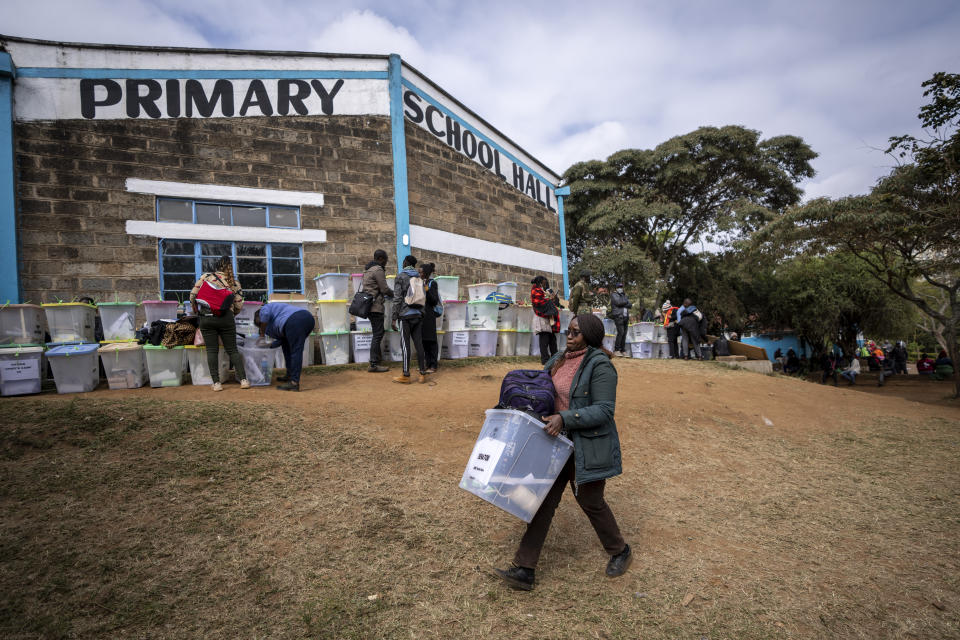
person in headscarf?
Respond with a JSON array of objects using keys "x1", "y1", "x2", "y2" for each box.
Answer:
[
  {"x1": 531, "y1": 276, "x2": 561, "y2": 364},
  {"x1": 494, "y1": 313, "x2": 631, "y2": 591},
  {"x1": 661, "y1": 300, "x2": 681, "y2": 359},
  {"x1": 190, "y1": 256, "x2": 249, "y2": 392}
]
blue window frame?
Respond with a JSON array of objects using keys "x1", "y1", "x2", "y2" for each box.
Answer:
[
  {"x1": 159, "y1": 240, "x2": 305, "y2": 303},
  {"x1": 156, "y1": 197, "x2": 304, "y2": 302},
  {"x1": 156, "y1": 197, "x2": 301, "y2": 229}
]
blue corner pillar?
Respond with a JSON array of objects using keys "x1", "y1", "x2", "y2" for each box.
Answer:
[
  {"x1": 387, "y1": 54, "x2": 411, "y2": 268},
  {"x1": 555, "y1": 185, "x2": 571, "y2": 299},
  {"x1": 0, "y1": 52, "x2": 18, "y2": 304}
]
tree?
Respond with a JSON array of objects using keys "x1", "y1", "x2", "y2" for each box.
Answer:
[
  {"x1": 753, "y1": 73, "x2": 960, "y2": 396},
  {"x1": 563, "y1": 125, "x2": 817, "y2": 297},
  {"x1": 747, "y1": 253, "x2": 916, "y2": 356}
]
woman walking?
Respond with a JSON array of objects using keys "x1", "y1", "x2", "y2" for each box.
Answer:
[
  {"x1": 531, "y1": 276, "x2": 560, "y2": 365},
  {"x1": 494, "y1": 313, "x2": 631, "y2": 591},
  {"x1": 189, "y1": 256, "x2": 249, "y2": 391}
]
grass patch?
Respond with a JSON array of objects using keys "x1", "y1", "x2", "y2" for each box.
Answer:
[{"x1": 0, "y1": 395, "x2": 958, "y2": 638}]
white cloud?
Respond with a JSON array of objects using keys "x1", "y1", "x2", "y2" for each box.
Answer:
[
  {"x1": 307, "y1": 9, "x2": 423, "y2": 57},
  {"x1": 2, "y1": 0, "x2": 209, "y2": 47}
]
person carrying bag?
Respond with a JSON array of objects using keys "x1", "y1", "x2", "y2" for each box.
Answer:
[{"x1": 189, "y1": 256, "x2": 249, "y2": 392}]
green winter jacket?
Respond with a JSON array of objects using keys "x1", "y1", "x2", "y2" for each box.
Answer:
[{"x1": 544, "y1": 346, "x2": 622, "y2": 485}]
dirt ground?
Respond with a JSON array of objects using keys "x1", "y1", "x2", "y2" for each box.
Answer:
[
  {"x1": 2, "y1": 358, "x2": 959, "y2": 639},
  {"x1": 93, "y1": 357, "x2": 960, "y2": 465}
]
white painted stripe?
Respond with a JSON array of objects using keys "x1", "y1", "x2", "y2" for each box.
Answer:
[
  {"x1": 125, "y1": 220, "x2": 327, "y2": 243},
  {"x1": 125, "y1": 178, "x2": 325, "y2": 207},
  {"x1": 409, "y1": 225, "x2": 562, "y2": 274}
]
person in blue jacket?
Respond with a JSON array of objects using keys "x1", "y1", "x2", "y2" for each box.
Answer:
[{"x1": 254, "y1": 301, "x2": 315, "y2": 391}]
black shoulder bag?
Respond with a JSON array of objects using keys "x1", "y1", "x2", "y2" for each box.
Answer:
[{"x1": 348, "y1": 276, "x2": 375, "y2": 319}]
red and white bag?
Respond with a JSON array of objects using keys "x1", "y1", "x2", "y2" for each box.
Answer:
[{"x1": 195, "y1": 276, "x2": 236, "y2": 316}]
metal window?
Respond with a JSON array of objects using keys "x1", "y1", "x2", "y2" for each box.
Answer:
[
  {"x1": 159, "y1": 239, "x2": 303, "y2": 302},
  {"x1": 156, "y1": 197, "x2": 300, "y2": 229}
]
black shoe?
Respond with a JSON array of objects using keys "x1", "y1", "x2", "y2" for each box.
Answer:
[
  {"x1": 367, "y1": 365, "x2": 389, "y2": 373},
  {"x1": 277, "y1": 381, "x2": 299, "y2": 392},
  {"x1": 606, "y1": 544, "x2": 632, "y2": 578},
  {"x1": 276, "y1": 375, "x2": 290, "y2": 382},
  {"x1": 493, "y1": 565, "x2": 535, "y2": 591}
]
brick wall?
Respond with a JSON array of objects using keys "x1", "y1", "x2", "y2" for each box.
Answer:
[
  {"x1": 14, "y1": 112, "x2": 563, "y2": 312},
  {"x1": 404, "y1": 124, "x2": 563, "y2": 301},
  {"x1": 14, "y1": 115, "x2": 396, "y2": 312}
]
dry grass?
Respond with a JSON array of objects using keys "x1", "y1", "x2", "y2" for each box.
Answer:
[{"x1": 1, "y1": 390, "x2": 958, "y2": 639}]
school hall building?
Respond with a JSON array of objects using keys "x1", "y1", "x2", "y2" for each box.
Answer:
[{"x1": 0, "y1": 35, "x2": 570, "y2": 311}]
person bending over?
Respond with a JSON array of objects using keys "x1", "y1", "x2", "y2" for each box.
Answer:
[{"x1": 255, "y1": 301, "x2": 316, "y2": 391}]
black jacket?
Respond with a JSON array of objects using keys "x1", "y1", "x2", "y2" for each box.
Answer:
[
  {"x1": 421, "y1": 279, "x2": 440, "y2": 342},
  {"x1": 610, "y1": 291, "x2": 632, "y2": 318}
]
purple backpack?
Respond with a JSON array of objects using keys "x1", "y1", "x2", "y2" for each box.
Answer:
[{"x1": 497, "y1": 369, "x2": 556, "y2": 416}]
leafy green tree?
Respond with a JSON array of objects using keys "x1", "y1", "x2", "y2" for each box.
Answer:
[
  {"x1": 753, "y1": 73, "x2": 960, "y2": 395},
  {"x1": 745, "y1": 253, "x2": 916, "y2": 355},
  {"x1": 563, "y1": 125, "x2": 817, "y2": 297}
]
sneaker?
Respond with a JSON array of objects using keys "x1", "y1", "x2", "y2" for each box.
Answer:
[
  {"x1": 368, "y1": 365, "x2": 389, "y2": 373},
  {"x1": 393, "y1": 375, "x2": 412, "y2": 384},
  {"x1": 277, "y1": 381, "x2": 299, "y2": 392},
  {"x1": 240, "y1": 379, "x2": 250, "y2": 389},
  {"x1": 212, "y1": 382, "x2": 223, "y2": 392},
  {"x1": 493, "y1": 565, "x2": 535, "y2": 591},
  {"x1": 425, "y1": 368, "x2": 437, "y2": 374},
  {"x1": 605, "y1": 544, "x2": 632, "y2": 578}
]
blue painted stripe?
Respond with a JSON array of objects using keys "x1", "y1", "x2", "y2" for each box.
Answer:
[
  {"x1": 17, "y1": 67, "x2": 388, "y2": 80},
  {"x1": 0, "y1": 53, "x2": 20, "y2": 303},
  {"x1": 556, "y1": 196, "x2": 570, "y2": 299},
  {"x1": 401, "y1": 78, "x2": 557, "y2": 194},
  {"x1": 389, "y1": 54, "x2": 411, "y2": 268}
]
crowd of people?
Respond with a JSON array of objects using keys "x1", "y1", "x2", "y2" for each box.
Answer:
[
  {"x1": 773, "y1": 339, "x2": 956, "y2": 387},
  {"x1": 188, "y1": 254, "x2": 955, "y2": 394}
]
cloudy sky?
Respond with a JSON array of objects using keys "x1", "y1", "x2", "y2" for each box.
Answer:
[{"x1": 4, "y1": 0, "x2": 959, "y2": 199}]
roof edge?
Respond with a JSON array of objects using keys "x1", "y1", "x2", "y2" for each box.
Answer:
[
  {"x1": 0, "y1": 33, "x2": 390, "y2": 62},
  {"x1": 0, "y1": 34, "x2": 562, "y2": 182}
]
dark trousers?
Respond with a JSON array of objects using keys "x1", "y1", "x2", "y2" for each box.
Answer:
[
  {"x1": 821, "y1": 369, "x2": 838, "y2": 385},
  {"x1": 199, "y1": 311, "x2": 245, "y2": 384},
  {"x1": 666, "y1": 326, "x2": 681, "y2": 358},
  {"x1": 399, "y1": 316, "x2": 425, "y2": 376},
  {"x1": 538, "y1": 331, "x2": 558, "y2": 365},
  {"x1": 894, "y1": 360, "x2": 907, "y2": 375},
  {"x1": 423, "y1": 340, "x2": 439, "y2": 369},
  {"x1": 614, "y1": 317, "x2": 628, "y2": 353},
  {"x1": 280, "y1": 309, "x2": 316, "y2": 383},
  {"x1": 514, "y1": 457, "x2": 626, "y2": 569},
  {"x1": 681, "y1": 328, "x2": 702, "y2": 359},
  {"x1": 369, "y1": 312, "x2": 385, "y2": 366}
]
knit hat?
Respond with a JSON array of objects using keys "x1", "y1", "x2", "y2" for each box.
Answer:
[
  {"x1": 661, "y1": 300, "x2": 671, "y2": 311},
  {"x1": 574, "y1": 313, "x2": 605, "y2": 349}
]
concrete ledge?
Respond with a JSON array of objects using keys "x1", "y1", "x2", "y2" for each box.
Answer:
[{"x1": 719, "y1": 360, "x2": 773, "y2": 375}]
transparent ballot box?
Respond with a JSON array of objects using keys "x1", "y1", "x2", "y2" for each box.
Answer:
[{"x1": 459, "y1": 409, "x2": 573, "y2": 523}]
